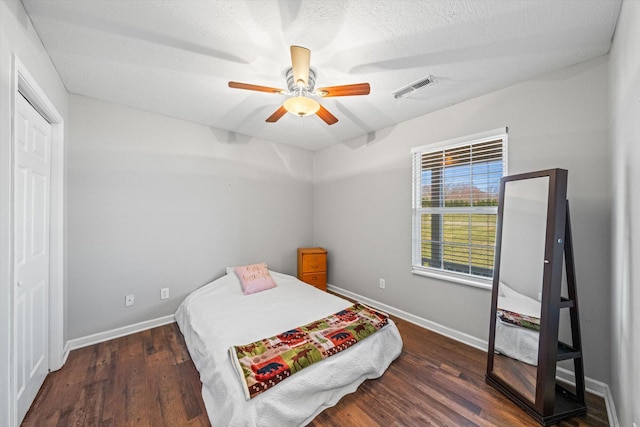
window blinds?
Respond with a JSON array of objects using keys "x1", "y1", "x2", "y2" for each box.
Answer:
[{"x1": 412, "y1": 131, "x2": 507, "y2": 280}]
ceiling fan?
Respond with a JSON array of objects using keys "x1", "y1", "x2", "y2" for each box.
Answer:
[{"x1": 228, "y1": 46, "x2": 370, "y2": 125}]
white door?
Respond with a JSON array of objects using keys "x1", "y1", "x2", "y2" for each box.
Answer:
[{"x1": 14, "y1": 93, "x2": 52, "y2": 423}]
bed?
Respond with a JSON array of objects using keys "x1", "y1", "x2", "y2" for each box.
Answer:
[
  {"x1": 494, "y1": 283, "x2": 541, "y2": 366},
  {"x1": 175, "y1": 268, "x2": 403, "y2": 427}
]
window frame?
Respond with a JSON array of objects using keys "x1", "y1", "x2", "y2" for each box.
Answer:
[{"x1": 411, "y1": 128, "x2": 508, "y2": 289}]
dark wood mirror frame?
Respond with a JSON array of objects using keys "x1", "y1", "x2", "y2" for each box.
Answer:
[{"x1": 486, "y1": 168, "x2": 587, "y2": 425}]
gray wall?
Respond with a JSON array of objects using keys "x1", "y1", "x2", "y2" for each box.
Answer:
[
  {"x1": 314, "y1": 56, "x2": 611, "y2": 384},
  {"x1": 67, "y1": 95, "x2": 315, "y2": 339},
  {"x1": 609, "y1": 1, "x2": 640, "y2": 426}
]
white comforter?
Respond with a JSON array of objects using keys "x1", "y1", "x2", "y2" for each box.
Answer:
[
  {"x1": 495, "y1": 283, "x2": 541, "y2": 366},
  {"x1": 175, "y1": 270, "x2": 403, "y2": 427}
]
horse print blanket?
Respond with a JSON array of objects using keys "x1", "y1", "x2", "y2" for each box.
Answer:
[{"x1": 229, "y1": 303, "x2": 389, "y2": 399}]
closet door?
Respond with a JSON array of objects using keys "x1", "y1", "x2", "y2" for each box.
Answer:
[{"x1": 14, "y1": 93, "x2": 52, "y2": 423}]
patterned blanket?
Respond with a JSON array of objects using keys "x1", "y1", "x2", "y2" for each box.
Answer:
[
  {"x1": 497, "y1": 308, "x2": 540, "y2": 331},
  {"x1": 229, "y1": 303, "x2": 389, "y2": 399}
]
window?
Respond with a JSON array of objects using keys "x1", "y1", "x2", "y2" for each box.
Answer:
[{"x1": 411, "y1": 128, "x2": 507, "y2": 286}]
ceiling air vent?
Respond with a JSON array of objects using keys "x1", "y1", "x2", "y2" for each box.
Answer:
[{"x1": 392, "y1": 75, "x2": 435, "y2": 99}]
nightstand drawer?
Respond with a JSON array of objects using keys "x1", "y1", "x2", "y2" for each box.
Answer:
[
  {"x1": 298, "y1": 247, "x2": 328, "y2": 292},
  {"x1": 301, "y1": 272, "x2": 327, "y2": 290},
  {"x1": 301, "y1": 253, "x2": 326, "y2": 273}
]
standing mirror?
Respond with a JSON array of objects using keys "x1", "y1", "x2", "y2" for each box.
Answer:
[{"x1": 486, "y1": 169, "x2": 587, "y2": 425}]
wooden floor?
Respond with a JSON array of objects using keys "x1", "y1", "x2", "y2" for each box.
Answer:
[{"x1": 22, "y1": 317, "x2": 609, "y2": 427}]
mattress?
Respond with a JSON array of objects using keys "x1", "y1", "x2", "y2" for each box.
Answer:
[{"x1": 175, "y1": 270, "x2": 403, "y2": 427}]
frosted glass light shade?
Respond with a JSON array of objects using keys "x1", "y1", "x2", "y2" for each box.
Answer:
[{"x1": 283, "y1": 96, "x2": 320, "y2": 117}]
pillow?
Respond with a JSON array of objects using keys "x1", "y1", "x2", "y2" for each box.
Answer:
[{"x1": 233, "y1": 263, "x2": 277, "y2": 295}]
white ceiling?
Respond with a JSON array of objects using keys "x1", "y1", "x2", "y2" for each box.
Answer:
[{"x1": 22, "y1": 0, "x2": 621, "y2": 151}]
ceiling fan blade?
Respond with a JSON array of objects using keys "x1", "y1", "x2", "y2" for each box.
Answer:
[
  {"x1": 290, "y1": 45, "x2": 311, "y2": 87},
  {"x1": 317, "y1": 83, "x2": 370, "y2": 97},
  {"x1": 266, "y1": 105, "x2": 288, "y2": 123},
  {"x1": 229, "y1": 81, "x2": 285, "y2": 94},
  {"x1": 317, "y1": 104, "x2": 338, "y2": 125}
]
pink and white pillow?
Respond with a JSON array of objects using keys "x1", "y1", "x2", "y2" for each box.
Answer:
[{"x1": 233, "y1": 263, "x2": 277, "y2": 295}]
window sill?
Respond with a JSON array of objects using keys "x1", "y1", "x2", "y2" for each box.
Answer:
[{"x1": 411, "y1": 268, "x2": 493, "y2": 290}]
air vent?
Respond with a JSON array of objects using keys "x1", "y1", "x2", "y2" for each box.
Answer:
[{"x1": 393, "y1": 75, "x2": 435, "y2": 99}]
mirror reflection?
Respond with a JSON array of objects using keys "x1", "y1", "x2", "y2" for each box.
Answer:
[{"x1": 492, "y1": 176, "x2": 549, "y2": 403}]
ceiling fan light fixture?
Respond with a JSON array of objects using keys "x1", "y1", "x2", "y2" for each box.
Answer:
[
  {"x1": 283, "y1": 96, "x2": 320, "y2": 117},
  {"x1": 228, "y1": 46, "x2": 369, "y2": 124}
]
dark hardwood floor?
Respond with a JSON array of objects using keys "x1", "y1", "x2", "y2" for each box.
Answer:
[
  {"x1": 22, "y1": 323, "x2": 209, "y2": 427},
  {"x1": 22, "y1": 317, "x2": 608, "y2": 427}
]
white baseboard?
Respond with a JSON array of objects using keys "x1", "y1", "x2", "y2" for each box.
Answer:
[
  {"x1": 329, "y1": 284, "x2": 488, "y2": 351},
  {"x1": 555, "y1": 368, "x2": 619, "y2": 426},
  {"x1": 603, "y1": 387, "x2": 620, "y2": 427},
  {"x1": 63, "y1": 314, "x2": 176, "y2": 356},
  {"x1": 328, "y1": 284, "x2": 620, "y2": 427}
]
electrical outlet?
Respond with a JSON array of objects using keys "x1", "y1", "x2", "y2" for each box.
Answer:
[
  {"x1": 379, "y1": 278, "x2": 386, "y2": 289},
  {"x1": 125, "y1": 294, "x2": 134, "y2": 307},
  {"x1": 160, "y1": 287, "x2": 169, "y2": 300}
]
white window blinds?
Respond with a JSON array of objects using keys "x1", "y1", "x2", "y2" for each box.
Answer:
[{"x1": 412, "y1": 129, "x2": 507, "y2": 283}]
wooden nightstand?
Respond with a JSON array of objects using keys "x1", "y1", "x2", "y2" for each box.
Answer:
[{"x1": 297, "y1": 247, "x2": 327, "y2": 291}]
